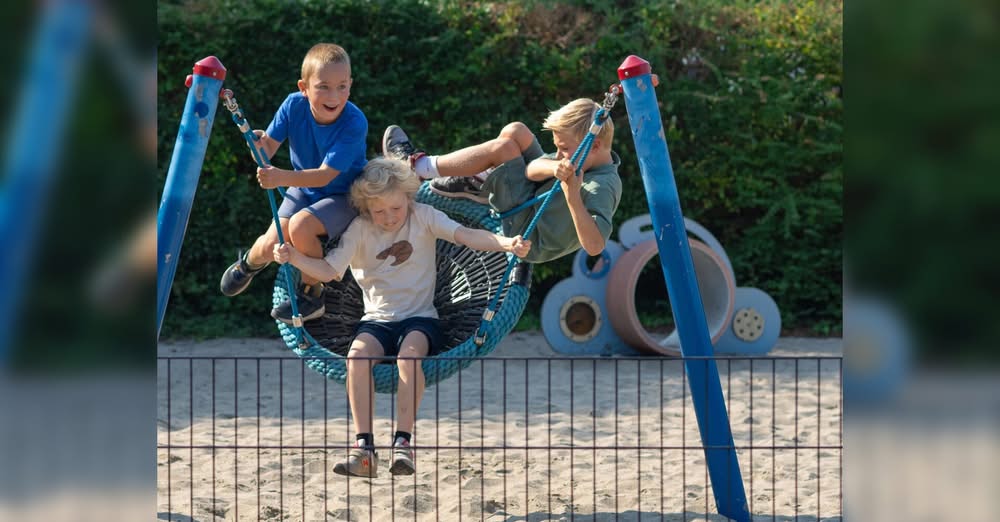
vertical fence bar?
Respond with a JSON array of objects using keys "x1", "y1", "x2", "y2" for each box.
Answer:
[
  {"x1": 211, "y1": 359, "x2": 217, "y2": 519},
  {"x1": 615, "y1": 360, "x2": 620, "y2": 516},
  {"x1": 750, "y1": 359, "x2": 755, "y2": 517},
  {"x1": 817, "y1": 359, "x2": 822, "y2": 521},
  {"x1": 547, "y1": 359, "x2": 552, "y2": 518},
  {"x1": 795, "y1": 359, "x2": 800, "y2": 519},
  {"x1": 480, "y1": 359, "x2": 485, "y2": 521},
  {"x1": 189, "y1": 361, "x2": 194, "y2": 519},
  {"x1": 234, "y1": 360, "x2": 239, "y2": 522},
  {"x1": 590, "y1": 359, "x2": 596, "y2": 517},
  {"x1": 167, "y1": 361, "x2": 172, "y2": 518},
  {"x1": 618, "y1": 55, "x2": 749, "y2": 521}
]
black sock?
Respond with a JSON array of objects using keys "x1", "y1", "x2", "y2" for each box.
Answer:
[
  {"x1": 241, "y1": 251, "x2": 267, "y2": 271},
  {"x1": 393, "y1": 431, "x2": 411, "y2": 444},
  {"x1": 356, "y1": 433, "x2": 374, "y2": 451}
]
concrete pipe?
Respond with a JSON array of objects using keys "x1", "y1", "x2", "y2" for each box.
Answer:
[{"x1": 605, "y1": 239, "x2": 735, "y2": 356}]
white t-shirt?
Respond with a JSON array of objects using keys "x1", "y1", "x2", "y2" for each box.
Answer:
[{"x1": 324, "y1": 202, "x2": 461, "y2": 321}]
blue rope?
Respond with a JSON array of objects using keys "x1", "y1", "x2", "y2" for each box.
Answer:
[
  {"x1": 222, "y1": 90, "x2": 309, "y2": 347},
  {"x1": 474, "y1": 108, "x2": 608, "y2": 344}
]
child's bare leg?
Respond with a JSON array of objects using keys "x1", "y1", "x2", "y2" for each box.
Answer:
[
  {"x1": 347, "y1": 334, "x2": 384, "y2": 435},
  {"x1": 435, "y1": 122, "x2": 536, "y2": 177},
  {"x1": 287, "y1": 211, "x2": 325, "y2": 286},
  {"x1": 395, "y1": 331, "x2": 430, "y2": 434},
  {"x1": 246, "y1": 218, "x2": 290, "y2": 268}
]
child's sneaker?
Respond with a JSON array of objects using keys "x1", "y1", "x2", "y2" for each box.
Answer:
[
  {"x1": 389, "y1": 438, "x2": 415, "y2": 476},
  {"x1": 382, "y1": 125, "x2": 431, "y2": 176},
  {"x1": 220, "y1": 251, "x2": 267, "y2": 296},
  {"x1": 333, "y1": 442, "x2": 378, "y2": 478},
  {"x1": 429, "y1": 176, "x2": 488, "y2": 205},
  {"x1": 270, "y1": 284, "x2": 326, "y2": 324},
  {"x1": 382, "y1": 125, "x2": 417, "y2": 162}
]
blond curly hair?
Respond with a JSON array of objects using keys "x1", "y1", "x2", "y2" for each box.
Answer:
[{"x1": 350, "y1": 157, "x2": 422, "y2": 217}]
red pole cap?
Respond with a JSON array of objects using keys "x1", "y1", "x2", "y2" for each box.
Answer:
[
  {"x1": 617, "y1": 55, "x2": 651, "y2": 80},
  {"x1": 192, "y1": 56, "x2": 227, "y2": 81}
]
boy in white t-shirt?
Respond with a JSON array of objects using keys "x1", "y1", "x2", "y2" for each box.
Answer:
[{"x1": 273, "y1": 157, "x2": 530, "y2": 477}]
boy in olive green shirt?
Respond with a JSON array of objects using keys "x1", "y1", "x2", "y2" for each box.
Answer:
[{"x1": 381, "y1": 98, "x2": 621, "y2": 264}]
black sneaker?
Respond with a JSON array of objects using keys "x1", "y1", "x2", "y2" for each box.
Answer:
[
  {"x1": 429, "y1": 176, "x2": 487, "y2": 204},
  {"x1": 271, "y1": 284, "x2": 326, "y2": 325},
  {"x1": 220, "y1": 251, "x2": 267, "y2": 296}
]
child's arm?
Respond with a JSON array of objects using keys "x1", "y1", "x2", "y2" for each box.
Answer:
[
  {"x1": 273, "y1": 244, "x2": 343, "y2": 282},
  {"x1": 545, "y1": 158, "x2": 607, "y2": 255},
  {"x1": 562, "y1": 183, "x2": 606, "y2": 255},
  {"x1": 454, "y1": 228, "x2": 532, "y2": 258},
  {"x1": 525, "y1": 156, "x2": 561, "y2": 182},
  {"x1": 252, "y1": 130, "x2": 281, "y2": 159},
  {"x1": 257, "y1": 164, "x2": 342, "y2": 190}
]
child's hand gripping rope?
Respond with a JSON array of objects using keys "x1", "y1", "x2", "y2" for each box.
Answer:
[{"x1": 221, "y1": 89, "x2": 311, "y2": 346}]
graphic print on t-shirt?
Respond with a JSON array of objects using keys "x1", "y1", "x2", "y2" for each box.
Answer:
[{"x1": 376, "y1": 240, "x2": 413, "y2": 266}]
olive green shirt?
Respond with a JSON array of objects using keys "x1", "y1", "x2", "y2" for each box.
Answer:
[{"x1": 483, "y1": 150, "x2": 622, "y2": 264}]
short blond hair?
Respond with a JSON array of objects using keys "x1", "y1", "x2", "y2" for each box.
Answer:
[
  {"x1": 301, "y1": 43, "x2": 351, "y2": 83},
  {"x1": 542, "y1": 98, "x2": 614, "y2": 149},
  {"x1": 350, "y1": 157, "x2": 422, "y2": 217}
]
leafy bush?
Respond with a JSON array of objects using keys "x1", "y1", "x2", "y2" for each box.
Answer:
[{"x1": 158, "y1": 0, "x2": 842, "y2": 338}]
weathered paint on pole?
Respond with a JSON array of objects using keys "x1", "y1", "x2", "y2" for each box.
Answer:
[
  {"x1": 618, "y1": 55, "x2": 749, "y2": 521},
  {"x1": 157, "y1": 56, "x2": 226, "y2": 338}
]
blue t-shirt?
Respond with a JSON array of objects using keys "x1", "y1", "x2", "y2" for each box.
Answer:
[{"x1": 265, "y1": 92, "x2": 368, "y2": 199}]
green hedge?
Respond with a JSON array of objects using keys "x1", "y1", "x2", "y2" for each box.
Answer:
[{"x1": 158, "y1": 0, "x2": 842, "y2": 338}]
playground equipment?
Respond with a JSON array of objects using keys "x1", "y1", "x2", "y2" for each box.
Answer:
[
  {"x1": 617, "y1": 55, "x2": 749, "y2": 521},
  {"x1": 541, "y1": 209, "x2": 782, "y2": 358},
  {"x1": 843, "y1": 292, "x2": 909, "y2": 403},
  {"x1": 157, "y1": 56, "x2": 226, "y2": 338},
  {"x1": 270, "y1": 75, "x2": 624, "y2": 392},
  {"x1": 157, "y1": 56, "x2": 535, "y2": 393},
  {"x1": 0, "y1": 0, "x2": 92, "y2": 361},
  {"x1": 540, "y1": 217, "x2": 739, "y2": 357},
  {"x1": 158, "y1": 53, "x2": 752, "y2": 521},
  {"x1": 541, "y1": 241, "x2": 633, "y2": 356},
  {"x1": 606, "y1": 236, "x2": 735, "y2": 355},
  {"x1": 274, "y1": 186, "x2": 532, "y2": 393},
  {"x1": 616, "y1": 213, "x2": 781, "y2": 355}
]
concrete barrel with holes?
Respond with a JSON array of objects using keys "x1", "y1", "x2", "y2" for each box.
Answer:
[{"x1": 605, "y1": 238, "x2": 735, "y2": 356}]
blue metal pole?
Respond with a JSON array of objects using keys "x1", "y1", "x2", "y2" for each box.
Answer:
[
  {"x1": 0, "y1": 0, "x2": 92, "y2": 363},
  {"x1": 617, "y1": 55, "x2": 749, "y2": 521},
  {"x1": 157, "y1": 56, "x2": 227, "y2": 338}
]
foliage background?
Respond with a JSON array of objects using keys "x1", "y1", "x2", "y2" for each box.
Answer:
[{"x1": 157, "y1": 0, "x2": 842, "y2": 339}]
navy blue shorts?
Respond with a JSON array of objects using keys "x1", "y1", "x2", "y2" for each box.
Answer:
[
  {"x1": 278, "y1": 188, "x2": 357, "y2": 239},
  {"x1": 354, "y1": 317, "x2": 445, "y2": 358}
]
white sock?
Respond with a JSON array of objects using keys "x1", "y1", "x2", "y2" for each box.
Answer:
[
  {"x1": 413, "y1": 155, "x2": 440, "y2": 178},
  {"x1": 473, "y1": 167, "x2": 493, "y2": 183}
]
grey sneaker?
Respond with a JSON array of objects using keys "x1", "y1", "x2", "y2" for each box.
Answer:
[
  {"x1": 429, "y1": 176, "x2": 487, "y2": 205},
  {"x1": 333, "y1": 443, "x2": 378, "y2": 478},
  {"x1": 382, "y1": 125, "x2": 419, "y2": 162},
  {"x1": 389, "y1": 439, "x2": 415, "y2": 476}
]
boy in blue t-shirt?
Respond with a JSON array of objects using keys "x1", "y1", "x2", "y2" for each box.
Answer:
[{"x1": 220, "y1": 43, "x2": 368, "y2": 323}]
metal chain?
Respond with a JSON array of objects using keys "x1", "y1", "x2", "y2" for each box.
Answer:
[{"x1": 600, "y1": 84, "x2": 621, "y2": 120}]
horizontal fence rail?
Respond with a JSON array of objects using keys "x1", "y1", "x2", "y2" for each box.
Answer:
[{"x1": 157, "y1": 355, "x2": 843, "y2": 521}]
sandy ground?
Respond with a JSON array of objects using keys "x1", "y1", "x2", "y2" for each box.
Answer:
[{"x1": 157, "y1": 334, "x2": 843, "y2": 521}]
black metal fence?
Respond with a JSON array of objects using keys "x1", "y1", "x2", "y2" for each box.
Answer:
[{"x1": 157, "y1": 355, "x2": 842, "y2": 521}]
